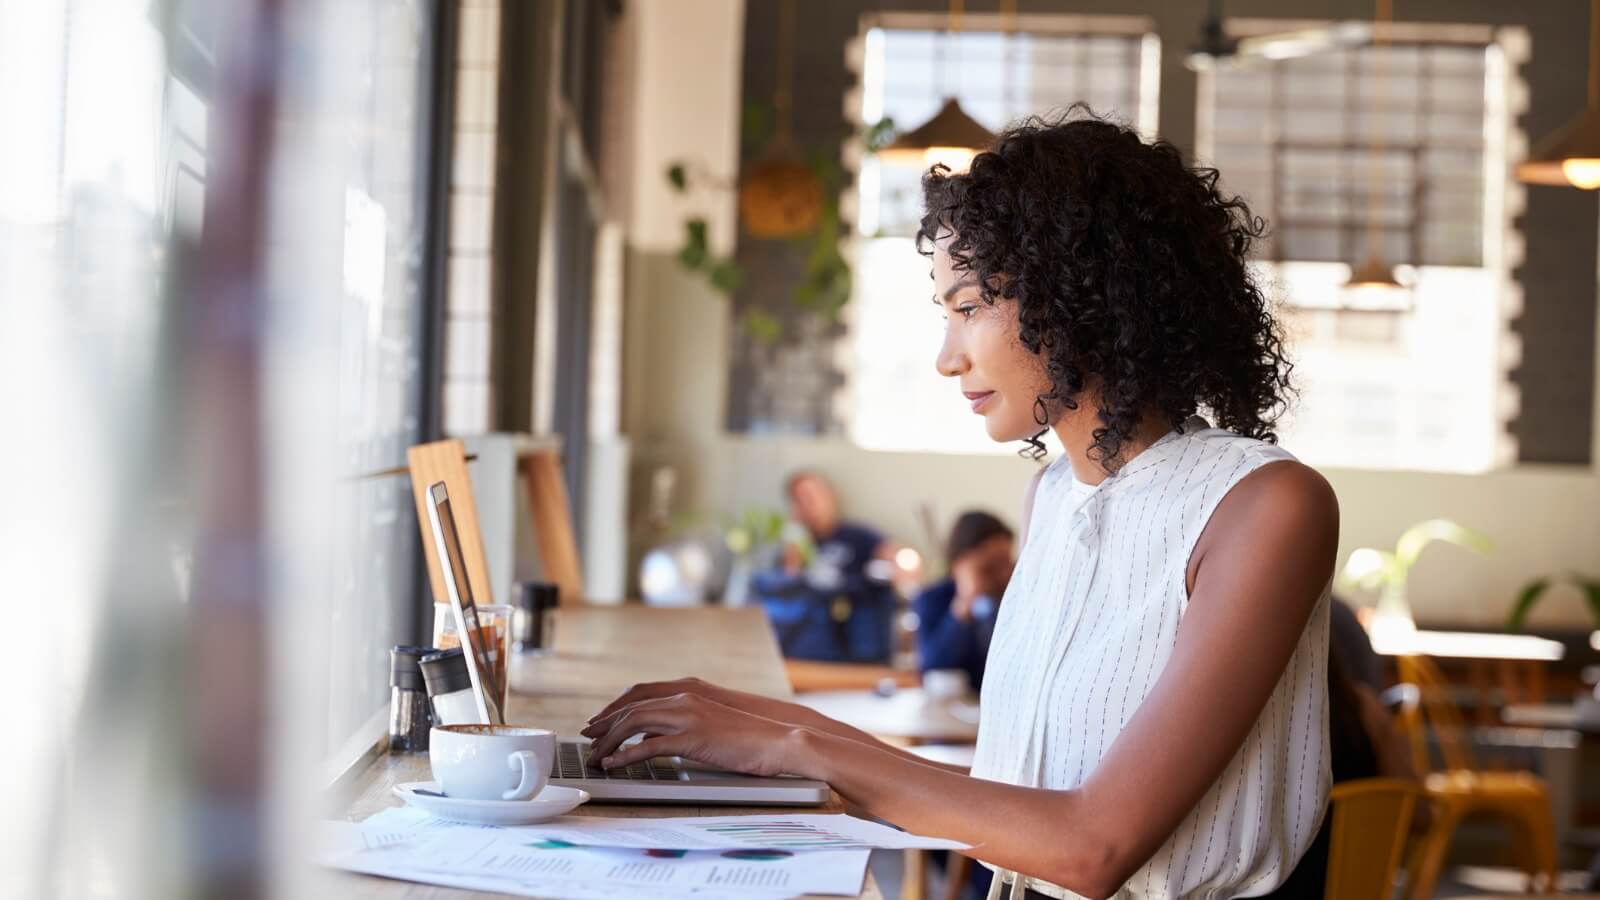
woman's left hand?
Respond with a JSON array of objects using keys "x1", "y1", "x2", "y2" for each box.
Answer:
[{"x1": 579, "y1": 692, "x2": 814, "y2": 778}]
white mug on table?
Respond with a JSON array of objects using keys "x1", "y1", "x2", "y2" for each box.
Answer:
[{"x1": 430, "y1": 724, "x2": 556, "y2": 801}]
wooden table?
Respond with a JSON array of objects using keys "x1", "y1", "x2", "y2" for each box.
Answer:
[
  {"x1": 784, "y1": 659, "x2": 921, "y2": 694},
  {"x1": 327, "y1": 605, "x2": 882, "y2": 898}
]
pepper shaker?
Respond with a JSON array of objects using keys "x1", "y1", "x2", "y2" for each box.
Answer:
[{"x1": 388, "y1": 646, "x2": 435, "y2": 752}]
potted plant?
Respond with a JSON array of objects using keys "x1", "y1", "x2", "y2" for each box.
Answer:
[
  {"x1": 720, "y1": 506, "x2": 792, "y2": 608},
  {"x1": 1338, "y1": 518, "x2": 1490, "y2": 650}
]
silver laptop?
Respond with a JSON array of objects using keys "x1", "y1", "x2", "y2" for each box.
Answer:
[{"x1": 424, "y1": 481, "x2": 831, "y2": 806}]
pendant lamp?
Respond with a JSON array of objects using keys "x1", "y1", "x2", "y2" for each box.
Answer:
[
  {"x1": 1516, "y1": 0, "x2": 1600, "y2": 188},
  {"x1": 876, "y1": 0, "x2": 997, "y2": 172},
  {"x1": 1342, "y1": 0, "x2": 1407, "y2": 299}
]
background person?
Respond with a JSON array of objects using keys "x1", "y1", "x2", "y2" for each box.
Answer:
[
  {"x1": 914, "y1": 510, "x2": 1015, "y2": 692},
  {"x1": 752, "y1": 469, "x2": 913, "y2": 662}
]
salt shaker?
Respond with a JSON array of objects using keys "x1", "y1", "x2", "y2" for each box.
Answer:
[
  {"x1": 388, "y1": 646, "x2": 435, "y2": 752},
  {"x1": 420, "y1": 647, "x2": 481, "y2": 726}
]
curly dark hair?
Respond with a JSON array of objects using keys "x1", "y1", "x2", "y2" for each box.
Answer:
[{"x1": 917, "y1": 106, "x2": 1294, "y2": 470}]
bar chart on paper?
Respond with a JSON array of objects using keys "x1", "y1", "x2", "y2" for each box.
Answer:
[
  {"x1": 500, "y1": 812, "x2": 970, "y2": 852},
  {"x1": 693, "y1": 820, "x2": 861, "y2": 849}
]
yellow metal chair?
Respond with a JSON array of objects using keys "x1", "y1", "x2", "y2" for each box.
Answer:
[
  {"x1": 1395, "y1": 654, "x2": 1558, "y2": 898},
  {"x1": 1326, "y1": 778, "x2": 1422, "y2": 900}
]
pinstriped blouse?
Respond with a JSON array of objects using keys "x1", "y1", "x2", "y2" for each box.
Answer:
[{"x1": 971, "y1": 418, "x2": 1331, "y2": 900}]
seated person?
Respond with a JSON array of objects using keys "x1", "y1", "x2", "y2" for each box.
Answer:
[
  {"x1": 914, "y1": 511, "x2": 1014, "y2": 692},
  {"x1": 751, "y1": 470, "x2": 906, "y2": 663}
]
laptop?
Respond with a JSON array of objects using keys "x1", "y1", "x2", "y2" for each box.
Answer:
[{"x1": 423, "y1": 480, "x2": 831, "y2": 806}]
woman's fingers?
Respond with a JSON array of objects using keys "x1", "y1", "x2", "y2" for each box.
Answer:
[
  {"x1": 587, "y1": 683, "x2": 670, "y2": 724},
  {"x1": 580, "y1": 690, "x2": 685, "y2": 739},
  {"x1": 587, "y1": 678, "x2": 704, "y2": 724},
  {"x1": 600, "y1": 734, "x2": 686, "y2": 769},
  {"x1": 585, "y1": 699, "x2": 689, "y2": 762},
  {"x1": 579, "y1": 699, "x2": 644, "y2": 739}
]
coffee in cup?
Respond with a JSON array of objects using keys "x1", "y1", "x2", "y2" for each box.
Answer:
[{"x1": 429, "y1": 724, "x2": 556, "y2": 801}]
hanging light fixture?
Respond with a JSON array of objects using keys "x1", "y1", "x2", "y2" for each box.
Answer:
[
  {"x1": 877, "y1": 0, "x2": 997, "y2": 172},
  {"x1": 740, "y1": 0, "x2": 824, "y2": 238},
  {"x1": 1517, "y1": 0, "x2": 1600, "y2": 188},
  {"x1": 1343, "y1": 0, "x2": 1408, "y2": 300}
]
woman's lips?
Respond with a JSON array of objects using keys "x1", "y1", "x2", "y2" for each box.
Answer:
[{"x1": 964, "y1": 390, "x2": 995, "y2": 413}]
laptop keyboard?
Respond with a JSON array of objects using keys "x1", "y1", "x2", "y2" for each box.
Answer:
[{"x1": 549, "y1": 741, "x2": 682, "y2": 782}]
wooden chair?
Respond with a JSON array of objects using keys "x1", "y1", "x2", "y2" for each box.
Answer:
[
  {"x1": 517, "y1": 446, "x2": 583, "y2": 607},
  {"x1": 1395, "y1": 654, "x2": 1558, "y2": 898},
  {"x1": 1326, "y1": 778, "x2": 1423, "y2": 900}
]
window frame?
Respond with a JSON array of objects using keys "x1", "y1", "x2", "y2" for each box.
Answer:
[
  {"x1": 840, "y1": 11, "x2": 1159, "y2": 457},
  {"x1": 1199, "y1": 22, "x2": 1503, "y2": 273},
  {"x1": 1194, "y1": 19, "x2": 1526, "y2": 472}
]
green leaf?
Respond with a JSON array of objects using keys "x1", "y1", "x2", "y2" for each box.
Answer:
[
  {"x1": 1338, "y1": 547, "x2": 1395, "y2": 592},
  {"x1": 1506, "y1": 578, "x2": 1549, "y2": 631},
  {"x1": 1583, "y1": 579, "x2": 1600, "y2": 629},
  {"x1": 1394, "y1": 519, "x2": 1490, "y2": 571},
  {"x1": 743, "y1": 308, "x2": 782, "y2": 343},
  {"x1": 677, "y1": 219, "x2": 709, "y2": 269},
  {"x1": 806, "y1": 149, "x2": 842, "y2": 185},
  {"x1": 678, "y1": 241, "x2": 707, "y2": 270},
  {"x1": 708, "y1": 260, "x2": 742, "y2": 294},
  {"x1": 667, "y1": 163, "x2": 688, "y2": 192},
  {"x1": 863, "y1": 116, "x2": 898, "y2": 153},
  {"x1": 741, "y1": 101, "x2": 772, "y2": 151}
]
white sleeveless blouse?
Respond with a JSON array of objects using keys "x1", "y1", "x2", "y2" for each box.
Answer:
[{"x1": 972, "y1": 418, "x2": 1331, "y2": 899}]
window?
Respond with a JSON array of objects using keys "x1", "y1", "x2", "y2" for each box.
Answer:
[
  {"x1": 1199, "y1": 22, "x2": 1523, "y2": 472},
  {"x1": 320, "y1": 0, "x2": 448, "y2": 757},
  {"x1": 442, "y1": 0, "x2": 502, "y2": 436},
  {"x1": 5, "y1": 0, "x2": 446, "y2": 821},
  {"x1": 846, "y1": 14, "x2": 1158, "y2": 454}
]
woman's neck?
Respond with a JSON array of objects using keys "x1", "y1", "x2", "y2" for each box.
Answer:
[{"x1": 1051, "y1": 400, "x2": 1175, "y2": 485}]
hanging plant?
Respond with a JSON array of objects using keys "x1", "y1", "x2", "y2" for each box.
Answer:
[{"x1": 664, "y1": 124, "x2": 852, "y2": 343}]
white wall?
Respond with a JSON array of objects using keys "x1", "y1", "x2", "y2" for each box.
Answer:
[{"x1": 623, "y1": 0, "x2": 744, "y2": 257}]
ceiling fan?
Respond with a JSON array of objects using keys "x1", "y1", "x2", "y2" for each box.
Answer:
[{"x1": 1185, "y1": 0, "x2": 1375, "y2": 71}]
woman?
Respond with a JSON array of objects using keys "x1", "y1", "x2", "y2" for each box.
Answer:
[
  {"x1": 583, "y1": 110, "x2": 1337, "y2": 899},
  {"x1": 915, "y1": 510, "x2": 1016, "y2": 691}
]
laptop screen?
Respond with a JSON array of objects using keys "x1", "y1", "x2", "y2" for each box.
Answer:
[{"x1": 426, "y1": 481, "x2": 502, "y2": 724}]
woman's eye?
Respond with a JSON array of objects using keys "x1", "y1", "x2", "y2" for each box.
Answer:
[{"x1": 956, "y1": 305, "x2": 978, "y2": 319}]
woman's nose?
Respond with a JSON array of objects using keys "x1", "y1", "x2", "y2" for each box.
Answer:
[{"x1": 935, "y1": 331, "x2": 968, "y2": 378}]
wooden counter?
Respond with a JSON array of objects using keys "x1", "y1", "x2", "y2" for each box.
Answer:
[{"x1": 330, "y1": 605, "x2": 882, "y2": 899}]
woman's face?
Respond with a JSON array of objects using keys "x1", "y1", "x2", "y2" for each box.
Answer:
[{"x1": 931, "y1": 238, "x2": 1054, "y2": 444}]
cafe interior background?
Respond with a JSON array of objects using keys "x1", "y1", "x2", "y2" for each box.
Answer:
[{"x1": 6, "y1": 0, "x2": 1600, "y2": 895}]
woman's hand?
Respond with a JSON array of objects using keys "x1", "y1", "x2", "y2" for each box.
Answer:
[
  {"x1": 584, "y1": 677, "x2": 974, "y2": 777},
  {"x1": 585, "y1": 676, "x2": 800, "y2": 729},
  {"x1": 579, "y1": 691, "x2": 813, "y2": 777}
]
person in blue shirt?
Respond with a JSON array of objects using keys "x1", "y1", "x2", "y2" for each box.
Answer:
[
  {"x1": 752, "y1": 470, "x2": 910, "y2": 662},
  {"x1": 914, "y1": 511, "x2": 1015, "y2": 692}
]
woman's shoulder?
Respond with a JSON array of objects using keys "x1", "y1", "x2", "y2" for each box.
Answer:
[{"x1": 1179, "y1": 421, "x2": 1299, "y2": 468}]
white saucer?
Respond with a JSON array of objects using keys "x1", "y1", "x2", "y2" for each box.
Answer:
[{"x1": 394, "y1": 782, "x2": 590, "y2": 826}]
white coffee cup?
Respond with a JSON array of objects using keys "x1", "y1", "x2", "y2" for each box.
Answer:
[{"x1": 429, "y1": 724, "x2": 556, "y2": 801}]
